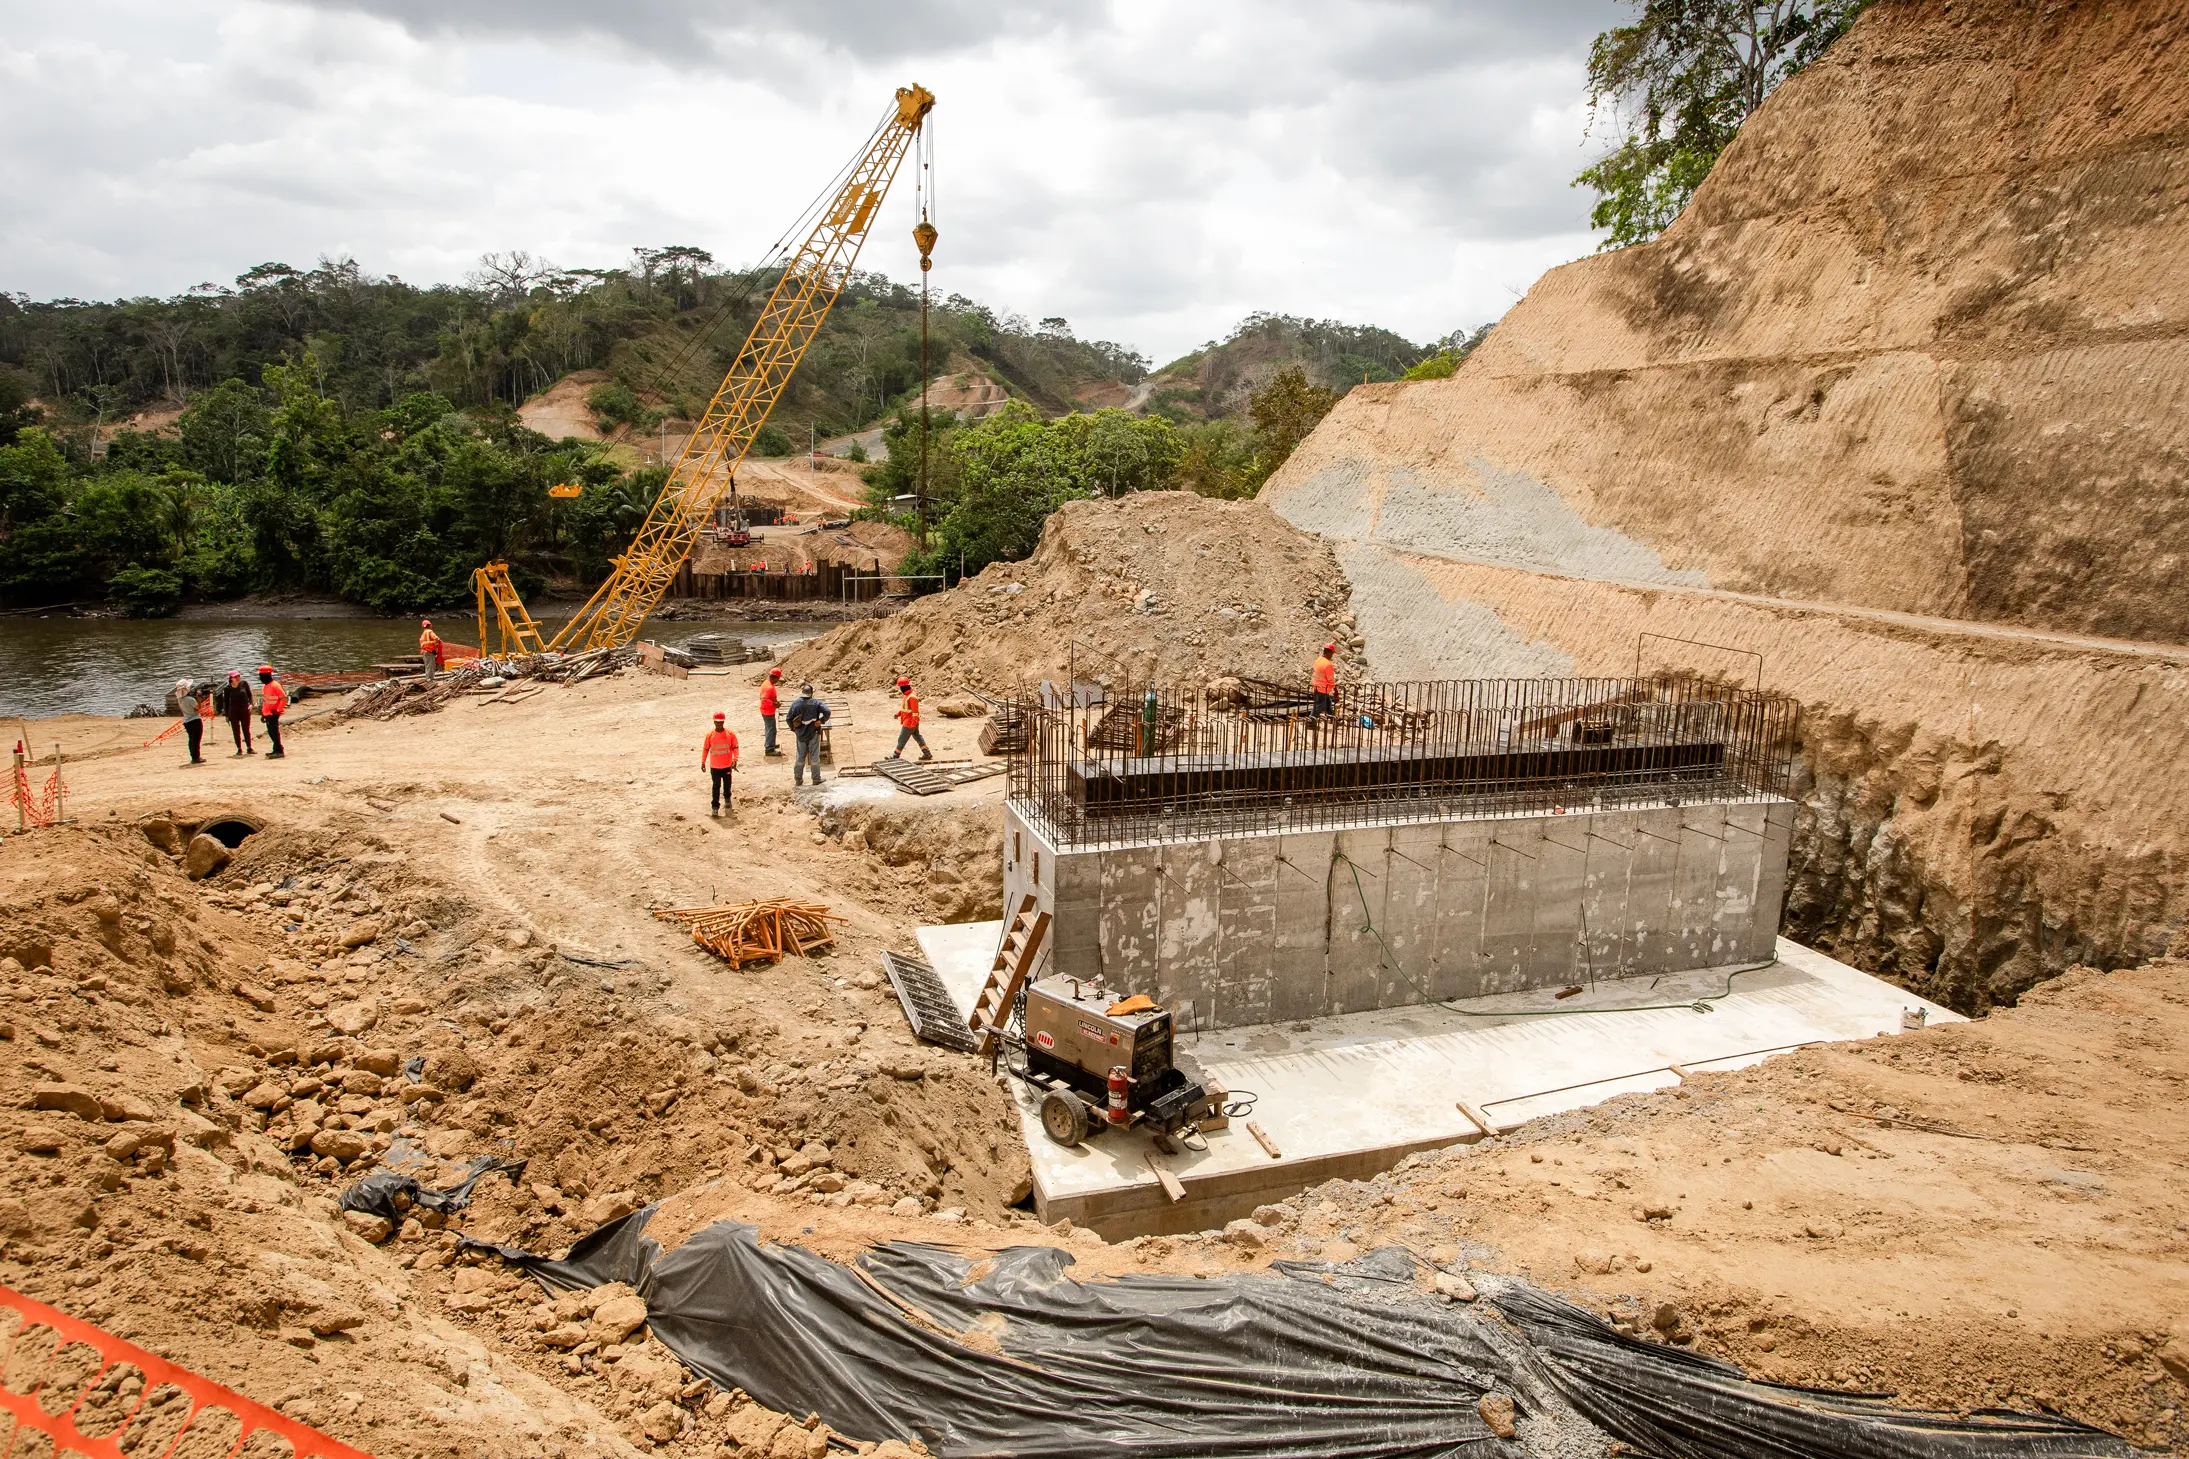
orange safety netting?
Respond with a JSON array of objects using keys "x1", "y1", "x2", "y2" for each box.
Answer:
[
  {"x1": 9, "y1": 754, "x2": 62, "y2": 830},
  {"x1": 0, "y1": 1283, "x2": 374, "y2": 1459}
]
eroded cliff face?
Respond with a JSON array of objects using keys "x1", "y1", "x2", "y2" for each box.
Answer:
[
  {"x1": 1266, "y1": 0, "x2": 2189, "y2": 1008},
  {"x1": 1272, "y1": 0, "x2": 2189, "y2": 640}
]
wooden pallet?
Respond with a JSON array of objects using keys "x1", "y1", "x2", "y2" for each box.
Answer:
[
  {"x1": 969, "y1": 896, "x2": 1050, "y2": 1056},
  {"x1": 871, "y1": 759, "x2": 1007, "y2": 796}
]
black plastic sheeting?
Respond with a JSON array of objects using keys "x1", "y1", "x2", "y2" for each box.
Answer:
[
  {"x1": 472, "y1": 1208, "x2": 2138, "y2": 1459},
  {"x1": 338, "y1": 1155, "x2": 526, "y2": 1225}
]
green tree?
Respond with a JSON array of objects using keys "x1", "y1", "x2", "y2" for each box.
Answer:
[
  {"x1": 1247, "y1": 366, "x2": 1339, "y2": 482},
  {"x1": 178, "y1": 378, "x2": 273, "y2": 483},
  {"x1": 1576, "y1": 0, "x2": 1869, "y2": 248},
  {"x1": 1171, "y1": 420, "x2": 1260, "y2": 499}
]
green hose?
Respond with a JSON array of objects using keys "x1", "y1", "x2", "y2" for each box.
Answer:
[{"x1": 1334, "y1": 852, "x2": 1769, "y2": 1018}]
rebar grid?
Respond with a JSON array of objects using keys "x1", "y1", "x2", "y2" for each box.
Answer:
[{"x1": 1006, "y1": 675, "x2": 1799, "y2": 850}]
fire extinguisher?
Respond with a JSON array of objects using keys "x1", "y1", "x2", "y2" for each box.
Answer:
[{"x1": 1106, "y1": 1065, "x2": 1131, "y2": 1125}]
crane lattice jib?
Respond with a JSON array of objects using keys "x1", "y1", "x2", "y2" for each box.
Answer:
[{"x1": 546, "y1": 85, "x2": 935, "y2": 654}]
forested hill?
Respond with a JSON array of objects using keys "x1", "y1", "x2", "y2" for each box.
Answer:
[
  {"x1": 1, "y1": 252, "x2": 1146, "y2": 440},
  {"x1": 0, "y1": 253, "x2": 1149, "y2": 615},
  {"x1": 1143, "y1": 312, "x2": 1492, "y2": 423}
]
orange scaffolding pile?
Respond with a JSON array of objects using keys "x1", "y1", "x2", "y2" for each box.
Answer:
[
  {"x1": 0, "y1": 1281, "x2": 374, "y2": 1459},
  {"x1": 655, "y1": 898, "x2": 844, "y2": 968}
]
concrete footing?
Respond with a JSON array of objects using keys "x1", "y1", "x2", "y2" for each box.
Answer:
[{"x1": 917, "y1": 921, "x2": 1958, "y2": 1239}]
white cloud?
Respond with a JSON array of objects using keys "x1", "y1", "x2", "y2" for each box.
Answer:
[{"x1": 0, "y1": 0, "x2": 1622, "y2": 361}]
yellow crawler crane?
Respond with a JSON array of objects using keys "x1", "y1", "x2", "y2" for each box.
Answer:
[{"x1": 475, "y1": 84, "x2": 936, "y2": 655}]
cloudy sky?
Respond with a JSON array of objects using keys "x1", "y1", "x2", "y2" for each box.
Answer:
[{"x1": 1, "y1": 0, "x2": 1624, "y2": 364}]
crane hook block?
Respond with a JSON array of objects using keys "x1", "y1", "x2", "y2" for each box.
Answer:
[{"x1": 914, "y1": 220, "x2": 938, "y2": 272}]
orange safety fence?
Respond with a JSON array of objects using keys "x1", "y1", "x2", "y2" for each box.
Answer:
[
  {"x1": 139, "y1": 721, "x2": 184, "y2": 749},
  {"x1": 9, "y1": 749, "x2": 63, "y2": 830},
  {"x1": 0, "y1": 1283, "x2": 374, "y2": 1459}
]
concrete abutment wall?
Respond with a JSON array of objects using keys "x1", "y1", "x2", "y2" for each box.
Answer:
[{"x1": 1003, "y1": 799, "x2": 1792, "y2": 1031}]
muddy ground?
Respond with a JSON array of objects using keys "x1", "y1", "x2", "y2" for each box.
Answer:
[{"x1": 3, "y1": 666, "x2": 2186, "y2": 1456}]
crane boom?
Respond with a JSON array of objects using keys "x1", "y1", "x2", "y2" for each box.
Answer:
[{"x1": 479, "y1": 84, "x2": 935, "y2": 657}]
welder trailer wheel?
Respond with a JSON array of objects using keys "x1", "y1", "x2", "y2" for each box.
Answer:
[{"x1": 1040, "y1": 1088, "x2": 1090, "y2": 1147}]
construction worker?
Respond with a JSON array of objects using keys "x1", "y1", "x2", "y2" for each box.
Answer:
[
  {"x1": 1311, "y1": 642, "x2": 1338, "y2": 719},
  {"x1": 217, "y1": 670, "x2": 255, "y2": 756},
  {"x1": 889, "y1": 676, "x2": 932, "y2": 761},
  {"x1": 759, "y1": 667, "x2": 783, "y2": 756},
  {"x1": 175, "y1": 678, "x2": 204, "y2": 766},
  {"x1": 784, "y1": 682, "x2": 831, "y2": 786},
  {"x1": 701, "y1": 712, "x2": 740, "y2": 815},
  {"x1": 418, "y1": 618, "x2": 443, "y2": 680},
  {"x1": 257, "y1": 665, "x2": 289, "y2": 759}
]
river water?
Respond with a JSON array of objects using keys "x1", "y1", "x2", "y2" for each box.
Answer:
[{"x1": 0, "y1": 614, "x2": 826, "y2": 719}]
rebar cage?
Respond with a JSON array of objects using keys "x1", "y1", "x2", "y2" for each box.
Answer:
[{"x1": 1006, "y1": 674, "x2": 1801, "y2": 850}]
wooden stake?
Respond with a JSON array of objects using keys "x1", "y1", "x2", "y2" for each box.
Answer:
[
  {"x1": 1456, "y1": 1101, "x2": 1498, "y2": 1138},
  {"x1": 1246, "y1": 1121, "x2": 1282, "y2": 1159},
  {"x1": 1146, "y1": 1157, "x2": 1186, "y2": 1203}
]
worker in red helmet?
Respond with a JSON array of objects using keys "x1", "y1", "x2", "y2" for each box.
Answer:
[
  {"x1": 1310, "y1": 643, "x2": 1338, "y2": 720},
  {"x1": 759, "y1": 666, "x2": 784, "y2": 757},
  {"x1": 418, "y1": 618, "x2": 443, "y2": 680},
  {"x1": 701, "y1": 712, "x2": 740, "y2": 815},
  {"x1": 256, "y1": 664, "x2": 289, "y2": 759},
  {"x1": 888, "y1": 676, "x2": 932, "y2": 762}
]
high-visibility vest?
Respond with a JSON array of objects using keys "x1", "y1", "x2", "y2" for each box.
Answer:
[
  {"x1": 260, "y1": 681, "x2": 289, "y2": 716},
  {"x1": 1311, "y1": 657, "x2": 1337, "y2": 694},
  {"x1": 760, "y1": 684, "x2": 779, "y2": 715},
  {"x1": 420, "y1": 628, "x2": 442, "y2": 656},
  {"x1": 897, "y1": 693, "x2": 920, "y2": 728},
  {"x1": 702, "y1": 729, "x2": 739, "y2": 770}
]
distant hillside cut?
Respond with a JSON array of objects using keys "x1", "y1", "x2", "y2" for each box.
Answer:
[{"x1": 1145, "y1": 313, "x2": 1461, "y2": 422}]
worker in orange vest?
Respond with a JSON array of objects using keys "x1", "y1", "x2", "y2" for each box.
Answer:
[
  {"x1": 701, "y1": 712, "x2": 740, "y2": 815},
  {"x1": 759, "y1": 667, "x2": 783, "y2": 756},
  {"x1": 256, "y1": 665, "x2": 289, "y2": 759},
  {"x1": 1311, "y1": 643, "x2": 1338, "y2": 719},
  {"x1": 418, "y1": 618, "x2": 443, "y2": 680},
  {"x1": 889, "y1": 676, "x2": 933, "y2": 762}
]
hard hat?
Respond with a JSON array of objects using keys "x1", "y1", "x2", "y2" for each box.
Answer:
[
  {"x1": 256, "y1": 663, "x2": 272, "y2": 674},
  {"x1": 1323, "y1": 642, "x2": 1336, "y2": 653},
  {"x1": 768, "y1": 667, "x2": 782, "y2": 678},
  {"x1": 896, "y1": 677, "x2": 911, "y2": 689},
  {"x1": 713, "y1": 712, "x2": 725, "y2": 722},
  {"x1": 421, "y1": 618, "x2": 432, "y2": 627}
]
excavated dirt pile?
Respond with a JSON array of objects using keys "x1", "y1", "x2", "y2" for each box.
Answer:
[
  {"x1": 781, "y1": 493, "x2": 1362, "y2": 693},
  {"x1": 1263, "y1": 0, "x2": 2189, "y2": 1011}
]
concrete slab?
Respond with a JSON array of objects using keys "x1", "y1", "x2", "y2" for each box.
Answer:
[{"x1": 916, "y1": 922, "x2": 1960, "y2": 1239}]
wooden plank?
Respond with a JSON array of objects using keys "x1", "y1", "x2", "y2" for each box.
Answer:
[
  {"x1": 1246, "y1": 1121, "x2": 1282, "y2": 1159},
  {"x1": 1667, "y1": 1062, "x2": 1694, "y2": 1082},
  {"x1": 1456, "y1": 1101, "x2": 1497, "y2": 1138},
  {"x1": 1146, "y1": 1157, "x2": 1186, "y2": 1203}
]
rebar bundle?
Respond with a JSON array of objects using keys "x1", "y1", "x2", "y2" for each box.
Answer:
[{"x1": 655, "y1": 898, "x2": 845, "y2": 968}]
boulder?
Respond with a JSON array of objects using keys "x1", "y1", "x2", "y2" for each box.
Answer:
[
  {"x1": 637, "y1": 1402, "x2": 681, "y2": 1445},
  {"x1": 325, "y1": 1001, "x2": 379, "y2": 1036},
  {"x1": 310, "y1": 1128, "x2": 370, "y2": 1162},
  {"x1": 339, "y1": 919, "x2": 382, "y2": 949},
  {"x1": 340, "y1": 1210, "x2": 392, "y2": 1243},
  {"x1": 590, "y1": 1291, "x2": 649, "y2": 1344},
  {"x1": 1434, "y1": 1271, "x2": 1478, "y2": 1302},
  {"x1": 1220, "y1": 1219, "x2": 1267, "y2": 1250},
  {"x1": 580, "y1": 1190, "x2": 639, "y2": 1226},
  {"x1": 1477, "y1": 1392, "x2": 1517, "y2": 1439},
  {"x1": 31, "y1": 1083, "x2": 103, "y2": 1120},
  {"x1": 354, "y1": 1048, "x2": 402, "y2": 1076},
  {"x1": 183, "y1": 835, "x2": 231, "y2": 880}
]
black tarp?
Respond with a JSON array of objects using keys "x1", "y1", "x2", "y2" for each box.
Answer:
[
  {"x1": 470, "y1": 1208, "x2": 2137, "y2": 1459},
  {"x1": 338, "y1": 1155, "x2": 526, "y2": 1225}
]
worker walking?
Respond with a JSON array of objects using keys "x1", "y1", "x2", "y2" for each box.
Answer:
[
  {"x1": 784, "y1": 682, "x2": 831, "y2": 786},
  {"x1": 1310, "y1": 642, "x2": 1338, "y2": 719},
  {"x1": 257, "y1": 665, "x2": 288, "y2": 759},
  {"x1": 888, "y1": 676, "x2": 932, "y2": 761},
  {"x1": 418, "y1": 618, "x2": 443, "y2": 680},
  {"x1": 175, "y1": 678, "x2": 204, "y2": 766},
  {"x1": 760, "y1": 667, "x2": 783, "y2": 756},
  {"x1": 701, "y1": 712, "x2": 740, "y2": 815},
  {"x1": 217, "y1": 670, "x2": 256, "y2": 755}
]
